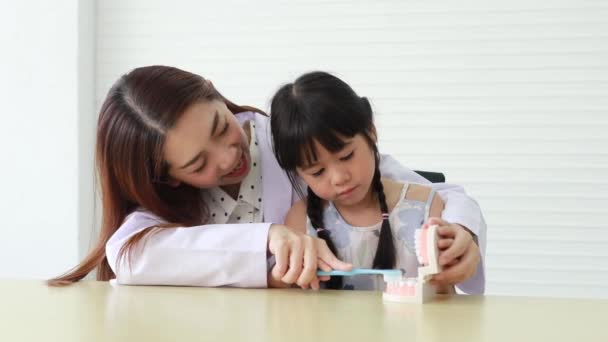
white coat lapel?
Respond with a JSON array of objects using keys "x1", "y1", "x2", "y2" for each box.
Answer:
[{"x1": 254, "y1": 114, "x2": 294, "y2": 224}]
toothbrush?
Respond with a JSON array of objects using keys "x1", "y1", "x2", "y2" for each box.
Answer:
[
  {"x1": 317, "y1": 268, "x2": 403, "y2": 282},
  {"x1": 315, "y1": 225, "x2": 445, "y2": 304}
]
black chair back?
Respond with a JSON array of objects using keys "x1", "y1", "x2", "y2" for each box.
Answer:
[{"x1": 413, "y1": 170, "x2": 445, "y2": 183}]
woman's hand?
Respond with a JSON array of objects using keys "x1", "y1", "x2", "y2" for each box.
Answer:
[
  {"x1": 423, "y1": 218, "x2": 481, "y2": 286},
  {"x1": 267, "y1": 224, "x2": 352, "y2": 290}
]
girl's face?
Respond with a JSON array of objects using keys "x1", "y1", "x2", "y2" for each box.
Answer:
[
  {"x1": 296, "y1": 134, "x2": 377, "y2": 207},
  {"x1": 163, "y1": 100, "x2": 251, "y2": 188}
]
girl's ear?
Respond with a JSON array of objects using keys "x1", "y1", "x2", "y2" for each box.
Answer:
[
  {"x1": 361, "y1": 96, "x2": 377, "y2": 142},
  {"x1": 368, "y1": 124, "x2": 378, "y2": 143}
]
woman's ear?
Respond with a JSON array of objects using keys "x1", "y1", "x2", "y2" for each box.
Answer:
[
  {"x1": 153, "y1": 177, "x2": 181, "y2": 187},
  {"x1": 159, "y1": 162, "x2": 181, "y2": 187},
  {"x1": 164, "y1": 175, "x2": 181, "y2": 188},
  {"x1": 168, "y1": 179, "x2": 181, "y2": 187}
]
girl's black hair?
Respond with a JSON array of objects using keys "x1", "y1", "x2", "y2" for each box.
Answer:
[{"x1": 270, "y1": 71, "x2": 396, "y2": 289}]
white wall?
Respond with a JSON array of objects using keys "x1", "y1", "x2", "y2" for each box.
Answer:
[
  {"x1": 0, "y1": 1, "x2": 96, "y2": 278},
  {"x1": 96, "y1": 0, "x2": 608, "y2": 298},
  {"x1": 78, "y1": 0, "x2": 97, "y2": 265}
]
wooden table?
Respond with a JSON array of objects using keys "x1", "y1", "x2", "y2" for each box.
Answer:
[{"x1": 1, "y1": 279, "x2": 606, "y2": 341}]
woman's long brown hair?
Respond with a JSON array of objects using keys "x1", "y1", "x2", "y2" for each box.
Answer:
[{"x1": 48, "y1": 66, "x2": 263, "y2": 285}]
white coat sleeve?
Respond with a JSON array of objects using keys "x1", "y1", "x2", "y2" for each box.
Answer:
[
  {"x1": 106, "y1": 211, "x2": 271, "y2": 288},
  {"x1": 379, "y1": 154, "x2": 486, "y2": 294}
]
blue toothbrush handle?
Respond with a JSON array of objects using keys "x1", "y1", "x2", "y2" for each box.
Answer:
[
  {"x1": 317, "y1": 270, "x2": 356, "y2": 276},
  {"x1": 317, "y1": 268, "x2": 402, "y2": 277}
]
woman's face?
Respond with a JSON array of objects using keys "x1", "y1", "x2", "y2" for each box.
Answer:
[{"x1": 163, "y1": 100, "x2": 251, "y2": 188}]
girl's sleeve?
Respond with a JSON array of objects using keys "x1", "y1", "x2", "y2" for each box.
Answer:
[
  {"x1": 379, "y1": 154, "x2": 486, "y2": 294},
  {"x1": 106, "y1": 211, "x2": 272, "y2": 288}
]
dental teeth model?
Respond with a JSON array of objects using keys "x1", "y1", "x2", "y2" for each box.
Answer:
[{"x1": 382, "y1": 224, "x2": 442, "y2": 303}]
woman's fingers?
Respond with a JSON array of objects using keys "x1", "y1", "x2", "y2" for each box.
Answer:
[
  {"x1": 438, "y1": 225, "x2": 472, "y2": 266},
  {"x1": 296, "y1": 236, "x2": 319, "y2": 288},
  {"x1": 427, "y1": 217, "x2": 448, "y2": 227},
  {"x1": 267, "y1": 225, "x2": 352, "y2": 289},
  {"x1": 433, "y1": 243, "x2": 480, "y2": 284},
  {"x1": 317, "y1": 258, "x2": 332, "y2": 272},
  {"x1": 437, "y1": 238, "x2": 454, "y2": 250},
  {"x1": 271, "y1": 243, "x2": 288, "y2": 280},
  {"x1": 281, "y1": 238, "x2": 303, "y2": 284}
]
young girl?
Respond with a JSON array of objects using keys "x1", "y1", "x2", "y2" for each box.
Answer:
[
  {"x1": 49, "y1": 66, "x2": 484, "y2": 291},
  {"x1": 270, "y1": 71, "x2": 484, "y2": 293}
]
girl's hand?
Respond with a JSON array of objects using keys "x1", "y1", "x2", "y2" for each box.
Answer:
[
  {"x1": 267, "y1": 224, "x2": 352, "y2": 290},
  {"x1": 423, "y1": 218, "x2": 481, "y2": 286}
]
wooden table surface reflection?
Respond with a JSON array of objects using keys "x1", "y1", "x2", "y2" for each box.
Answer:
[{"x1": 1, "y1": 280, "x2": 606, "y2": 342}]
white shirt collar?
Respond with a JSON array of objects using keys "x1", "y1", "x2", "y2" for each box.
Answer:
[{"x1": 204, "y1": 120, "x2": 263, "y2": 224}]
